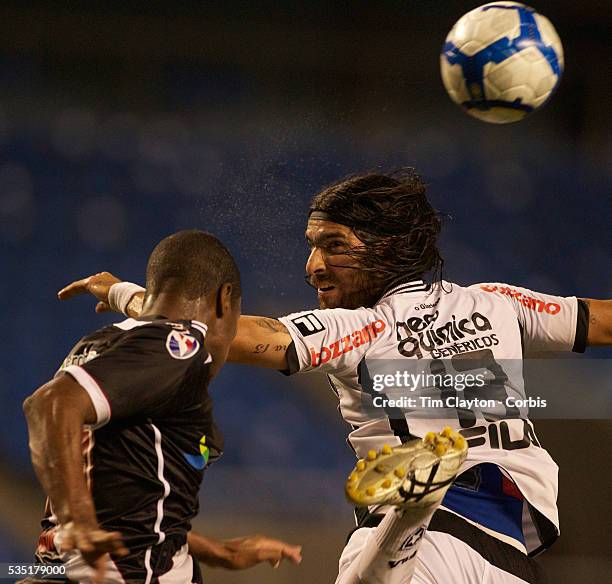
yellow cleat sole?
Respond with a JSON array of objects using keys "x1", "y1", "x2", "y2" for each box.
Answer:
[{"x1": 344, "y1": 429, "x2": 468, "y2": 509}]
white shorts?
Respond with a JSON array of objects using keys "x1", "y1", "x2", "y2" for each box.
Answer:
[
  {"x1": 338, "y1": 511, "x2": 547, "y2": 584},
  {"x1": 62, "y1": 543, "x2": 195, "y2": 584}
]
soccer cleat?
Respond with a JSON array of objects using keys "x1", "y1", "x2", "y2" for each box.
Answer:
[{"x1": 345, "y1": 427, "x2": 467, "y2": 509}]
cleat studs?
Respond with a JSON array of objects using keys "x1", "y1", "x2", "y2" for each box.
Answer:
[
  {"x1": 375, "y1": 464, "x2": 386, "y2": 473},
  {"x1": 356, "y1": 460, "x2": 366, "y2": 471},
  {"x1": 365, "y1": 487, "x2": 376, "y2": 496},
  {"x1": 454, "y1": 435, "x2": 466, "y2": 450},
  {"x1": 381, "y1": 444, "x2": 393, "y2": 455},
  {"x1": 348, "y1": 472, "x2": 358, "y2": 482},
  {"x1": 441, "y1": 427, "x2": 453, "y2": 438},
  {"x1": 435, "y1": 443, "x2": 448, "y2": 456},
  {"x1": 424, "y1": 432, "x2": 436, "y2": 443},
  {"x1": 381, "y1": 479, "x2": 392, "y2": 488},
  {"x1": 394, "y1": 467, "x2": 405, "y2": 478},
  {"x1": 367, "y1": 449, "x2": 378, "y2": 461}
]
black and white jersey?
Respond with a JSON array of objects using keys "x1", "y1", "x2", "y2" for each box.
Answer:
[
  {"x1": 35, "y1": 317, "x2": 221, "y2": 583},
  {"x1": 279, "y1": 280, "x2": 588, "y2": 555}
]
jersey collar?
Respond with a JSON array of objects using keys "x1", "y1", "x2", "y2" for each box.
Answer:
[{"x1": 378, "y1": 279, "x2": 429, "y2": 301}]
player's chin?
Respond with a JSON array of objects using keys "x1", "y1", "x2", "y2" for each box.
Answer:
[{"x1": 317, "y1": 290, "x2": 341, "y2": 309}]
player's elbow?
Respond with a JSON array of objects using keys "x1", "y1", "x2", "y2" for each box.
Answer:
[
  {"x1": 23, "y1": 381, "x2": 79, "y2": 429},
  {"x1": 23, "y1": 384, "x2": 56, "y2": 424},
  {"x1": 22, "y1": 394, "x2": 36, "y2": 421},
  {"x1": 23, "y1": 389, "x2": 42, "y2": 419},
  {"x1": 23, "y1": 389, "x2": 49, "y2": 445}
]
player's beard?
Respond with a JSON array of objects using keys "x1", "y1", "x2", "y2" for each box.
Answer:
[{"x1": 316, "y1": 269, "x2": 384, "y2": 310}]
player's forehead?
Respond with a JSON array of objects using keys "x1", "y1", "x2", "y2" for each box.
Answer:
[{"x1": 305, "y1": 218, "x2": 361, "y2": 245}]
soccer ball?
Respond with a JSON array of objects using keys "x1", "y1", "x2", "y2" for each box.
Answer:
[{"x1": 440, "y1": 2, "x2": 564, "y2": 123}]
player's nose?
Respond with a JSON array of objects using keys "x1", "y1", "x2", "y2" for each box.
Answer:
[{"x1": 306, "y1": 247, "x2": 326, "y2": 276}]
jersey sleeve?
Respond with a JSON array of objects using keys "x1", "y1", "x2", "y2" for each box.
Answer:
[
  {"x1": 277, "y1": 307, "x2": 389, "y2": 375},
  {"x1": 473, "y1": 283, "x2": 589, "y2": 353},
  {"x1": 60, "y1": 322, "x2": 208, "y2": 428}
]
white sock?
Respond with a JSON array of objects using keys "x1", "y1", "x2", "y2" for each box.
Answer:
[{"x1": 336, "y1": 506, "x2": 435, "y2": 584}]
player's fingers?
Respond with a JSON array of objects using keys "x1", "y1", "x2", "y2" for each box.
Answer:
[
  {"x1": 282, "y1": 544, "x2": 302, "y2": 565},
  {"x1": 57, "y1": 277, "x2": 92, "y2": 300},
  {"x1": 115, "y1": 545, "x2": 130, "y2": 557},
  {"x1": 90, "y1": 531, "x2": 127, "y2": 554},
  {"x1": 268, "y1": 544, "x2": 302, "y2": 567},
  {"x1": 104, "y1": 532, "x2": 129, "y2": 557},
  {"x1": 265, "y1": 551, "x2": 283, "y2": 568},
  {"x1": 92, "y1": 555, "x2": 107, "y2": 584},
  {"x1": 73, "y1": 532, "x2": 95, "y2": 554},
  {"x1": 95, "y1": 301, "x2": 112, "y2": 313},
  {"x1": 260, "y1": 542, "x2": 302, "y2": 567}
]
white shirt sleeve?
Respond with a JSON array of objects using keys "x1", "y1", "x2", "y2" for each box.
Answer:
[
  {"x1": 472, "y1": 283, "x2": 583, "y2": 352},
  {"x1": 278, "y1": 307, "x2": 390, "y2": 374}
]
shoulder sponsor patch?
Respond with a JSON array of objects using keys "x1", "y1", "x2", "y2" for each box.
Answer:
[
  {"x1": 166, "y1": 330, "x2": 200, "y2": 359},
  {"x1": 480, "y1": 284, "x2": 561, "y2": 315},
  {"x1": 291, "y1": 313, "x2": 326, "y2": 337}
]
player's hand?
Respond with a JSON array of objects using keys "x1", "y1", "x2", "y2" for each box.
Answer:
[
  {"x1": 58, "y1": 272, "x2": 123, "y2": 313},
  {"x1": 222, "y1": 534, "x2": 302, "y2": 570},
  {"x1": 59, "y1": 521, "x2": 129, "y2": 584}
]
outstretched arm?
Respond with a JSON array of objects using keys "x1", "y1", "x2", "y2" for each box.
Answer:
[
  {"x1": 228, "y1": 316, "x2": 292, "y2": 369},
  {"x1": 187, "y1": 531, "x2": 301, "y2": 570},
  {"x1": 581, "y1": 299, "x2": 612, "y2": 346},
  {"x1": 58, "y1": 273, "x2": 144, "y2": 317},
  {"x1": 58, "y1": 274, "x2": 293, "y2": 369}
]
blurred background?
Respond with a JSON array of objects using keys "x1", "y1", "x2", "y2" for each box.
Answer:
[{"x1": 0, "y1": 0, "x2": 610, "y2": 581}]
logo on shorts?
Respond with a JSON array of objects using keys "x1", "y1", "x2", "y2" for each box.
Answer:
[
  {"x1": 291, "y1": 313, "x2": 326, "y2": 336},
  {"x1": 183, "y1": 435, "x2": 210, "y2": 470},
  {"x1": 166, "y1": 330, "x2": 200, "y2": 359}
]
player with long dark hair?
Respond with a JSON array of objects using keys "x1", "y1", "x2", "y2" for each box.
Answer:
[{"x1": 308, "y1": 168, "x2": 444, "y2": 301}]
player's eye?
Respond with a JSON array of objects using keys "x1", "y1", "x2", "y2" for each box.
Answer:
[{"x1": 325, "y1": 240, "x2": 347, "y2": 253}]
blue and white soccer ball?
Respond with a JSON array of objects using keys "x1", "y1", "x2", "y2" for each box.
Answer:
[{"x1": 440, "y1": 2, "x2": 564, "y2": 123}]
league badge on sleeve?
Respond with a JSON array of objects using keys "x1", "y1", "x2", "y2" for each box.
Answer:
[{"x1": 166, "y1": 330, "x2": 200, "y2": 359}]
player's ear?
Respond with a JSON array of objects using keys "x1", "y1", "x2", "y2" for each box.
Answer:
[{"x1": 215, "y1": 283, "x2": 234, "y2": 318}]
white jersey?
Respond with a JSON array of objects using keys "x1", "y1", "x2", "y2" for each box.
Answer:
[{"x1": 279, "y1": 280, "x2": 588, "y2": 554}]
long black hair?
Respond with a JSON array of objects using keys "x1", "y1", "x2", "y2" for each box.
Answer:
[{"x1": 309, "y1": 168, "x2": 444, "y2": 291}]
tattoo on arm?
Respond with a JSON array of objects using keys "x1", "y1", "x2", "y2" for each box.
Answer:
[
  {"x1": 254, "y1": 318, "x2": 287, "y2": 334},
  {"x1": 230, "y1": 315, "x2": 290, "y2": 366},
  {"x1": 253, "y1": 343, "x2": 288, "y2": 354}
]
